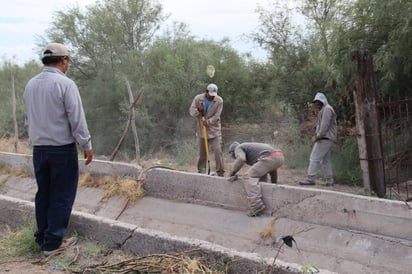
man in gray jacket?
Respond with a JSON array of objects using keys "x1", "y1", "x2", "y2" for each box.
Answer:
[
  {"x1": 228, "y1": 142, "x2": 284, "y2": 217},
  {"x1": 300, "y1": 92, "x2": 337, "y2": 186}
]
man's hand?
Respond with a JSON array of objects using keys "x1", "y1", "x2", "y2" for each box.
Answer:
[
  {"x1": 197, "y1": 103, "x2": 204, "y2": 113},
  {"x1": 84, "y1": 150, "x2": 93, "y2": 165},
  {"x1": 311, "y1": 135, "x2": 319, "y2": 143},
  {"x1": 228, "y1": 175, "x2": 238, "y2": 182}
]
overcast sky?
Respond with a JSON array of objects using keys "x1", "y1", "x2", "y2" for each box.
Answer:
[{"x1": 0, "y1": 0, "x2": 272, "y2": 64}]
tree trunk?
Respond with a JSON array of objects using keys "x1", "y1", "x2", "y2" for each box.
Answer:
[
  {"x1": 351, "y1": 50, "x2": 386, "y2": 198},
  {"x1": 125, "y1": 80, "x2": 140, "y2": 162},
  {"x1": 109, "y1": 85, "x2": 144, "y2": 161},
  {"x1": 11, "y1": 74, "x2": 18, "y2": 153}
]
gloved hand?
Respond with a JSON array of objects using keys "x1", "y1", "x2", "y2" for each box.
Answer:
[{"x1": 228, "y1": 175, "x2": 238, "y2": 182}]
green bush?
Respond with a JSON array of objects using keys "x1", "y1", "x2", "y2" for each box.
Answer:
[
  {"x1": 284, "y1": 135, "x2": 362, "y2": 186},
  {"x1": 332, "y1": 137, "x2": 362, "y2": 186},
  {"x1": 174, "y1": 139, "x2": 197, "y2": 166}
]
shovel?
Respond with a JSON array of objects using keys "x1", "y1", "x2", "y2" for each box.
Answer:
[
  {"x1": 201, "y1": 64, "x2": 214, "y2": 175},
  {"x1": 201, "y1": 115, "x2": 211, "y2": 175}
]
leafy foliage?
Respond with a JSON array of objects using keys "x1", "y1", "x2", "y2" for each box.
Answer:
[
  {"x1": 0, "y1": 60, "x2": 41, "y2": 138},
  {"x1": 1, "y1": 0, "x2": 411, "y2": 186}
]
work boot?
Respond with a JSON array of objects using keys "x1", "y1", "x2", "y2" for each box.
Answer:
[
  {"x1": 258, "y1": 174, "x2": 268, "y2": 183},
  {"x1": 246, "y1": 204, "x2": 266, "y2": 217},
  {"x1": 270, "y1": 171, "x2": 278, "y2": 184},
  {"x1": 299, "y1": 179, "x2": 315, "y2": 186},
  {"x1": 43, "y1": 236, "x2": 78, "y2": 257},
  {"x1": 324, "y1": 178, "x2": 334, "y2": 186}
]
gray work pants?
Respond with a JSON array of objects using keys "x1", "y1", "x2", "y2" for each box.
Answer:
[
  {"x1": 243, "y1": 154, "x2": 284, "y2": 209},
  {"x1": 307, "y1": 139, "x2": 334, "y2": 183}
]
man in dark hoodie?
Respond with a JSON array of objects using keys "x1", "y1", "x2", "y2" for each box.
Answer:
[{"x1": 300, "y1": 92, "x2": 337, "y2": 186}]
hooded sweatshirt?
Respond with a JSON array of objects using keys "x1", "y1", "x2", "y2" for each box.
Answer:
[{"x1": 313, "y1": 92, "x2": 337, "y2": 142}]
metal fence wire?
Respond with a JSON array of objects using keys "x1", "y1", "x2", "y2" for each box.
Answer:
[{"x1": 377, "y1": 98, "x2": 412, "y2": 202}]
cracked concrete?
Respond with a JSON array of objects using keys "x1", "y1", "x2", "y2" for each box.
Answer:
[{"x1": 1, "y1": 152, "x2": 412, "y2": 273}]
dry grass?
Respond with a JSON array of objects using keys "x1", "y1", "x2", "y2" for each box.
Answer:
[
  {"x1": 78, "y1": 173, "x2": 145, "y2": 202},
  {"x1": 259, "y1": 219, "x2": 277, "y2": 239},
  {"x1": 81, "y1": 249, "x2": 223, "y2": 274},
  {"x1": 0, "y1": 138, "x2": 146, "y2": 202},
  {"x1": 0, "y1": 138, "x2": 32, "y2": 155},
  {"x1": 0, "y1": 224, "x2": 227, "y2": 274},
  {"x1": 0, "y1": 164, "x2": 32, "y2": 179}
]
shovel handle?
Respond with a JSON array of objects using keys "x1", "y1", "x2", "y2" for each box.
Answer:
[{"x1": 201, "y1": 116, "x2": 210, "y2": 174}]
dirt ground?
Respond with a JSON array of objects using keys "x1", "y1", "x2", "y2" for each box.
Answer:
[
  {"x1": 0, "y1": 258, "x2": 67, "y2": 274},
  {"x1": 278, "y1": 167, "x2": 366, "y2": 196},
  {"x1": 0, "y1": 233, "x2": 130, "y2": 274},
  {"x1": 0, "y1": 234, "x2": 226, "y2": 274}
]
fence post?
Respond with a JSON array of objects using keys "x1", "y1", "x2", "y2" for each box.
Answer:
[{"x1": 351, "y1": 50, "x2": 386, "y2": 198}]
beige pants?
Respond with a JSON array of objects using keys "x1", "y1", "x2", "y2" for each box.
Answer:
[
  {"x1": 197, "y1": 136, "x2": 224, "y2": 176},
  {"x1": 243, "y1": 154, "x2": 284, "y2": 209}
]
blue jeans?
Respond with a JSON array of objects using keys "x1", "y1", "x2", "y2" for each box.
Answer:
[{"x1": 32, "y1": 143, "x2": 79, "y2": 251}]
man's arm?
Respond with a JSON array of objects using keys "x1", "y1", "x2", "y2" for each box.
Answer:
[
  {"x1": 229, "y1": 148, "x2": 246, "y2": 176},
  {"x1": 189, "y1": 95, "x2": 202, "y2": 118},
  {"x1": 317, "y1": 107, "x2": 333, "y2": 138}
]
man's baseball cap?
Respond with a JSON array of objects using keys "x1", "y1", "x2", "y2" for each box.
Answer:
[
  {"x1": 207, "y1": 83, "x2": 218, "y2": 96},
  {"x1": 43, "y1": 43, "x2": 69, "y2": 57}
]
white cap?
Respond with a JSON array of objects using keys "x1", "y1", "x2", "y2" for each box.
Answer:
[
  {"x1": 43, "y1": 43, "x2": 69, "y2": 57},
  {"x1": 207, "y1": 83, "x2": 218, "y2": 96}
]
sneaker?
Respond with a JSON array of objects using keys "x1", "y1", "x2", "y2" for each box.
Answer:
[
  {"x1": 299, "y1": 180, "x2": 315, "y2": 186},
  {"x1": 43, "y1": 236, "x2": 78, "y2": 256},
  {"x1": 247, "y1": 204, "x2": 266, "y2": 217}
]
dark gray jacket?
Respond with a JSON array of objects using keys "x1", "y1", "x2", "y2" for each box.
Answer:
[{"x1": 229, "y1": 142, "x2": 281, "y2": 176}]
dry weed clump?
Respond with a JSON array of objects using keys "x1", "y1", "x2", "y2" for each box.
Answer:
[
  {"x1": 78, "y1": 173, "x2": 145, "y2": 202},
  {"x1": 0, "y1": 138, "x2": 32, "y2": 155},
  {"x1": 80, "y1": 249, "x2": 223, "y2": 274},
  {"x1": 0, "y1": 164, "x2": 32, "y2": 179},
  {"x1": 259, "y1": 219, "x2": 277, "y2": 239}
]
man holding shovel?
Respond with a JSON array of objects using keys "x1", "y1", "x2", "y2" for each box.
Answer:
[{"x1": 189, "y1": 83, "x2": 224, "y2": 176}]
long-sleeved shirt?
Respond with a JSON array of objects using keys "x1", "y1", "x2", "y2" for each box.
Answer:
[{"x1": 23, "y1": 66, "x2": 92, "y2": 151}]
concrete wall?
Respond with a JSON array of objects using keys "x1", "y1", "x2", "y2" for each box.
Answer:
[
  {"x1": 0, "y1": 152, "x2": 142, "y2": 178},
  {"x1": 2, "y1": 152, "x2": 411, "y2": 273},
  {"x1": 144, "y1": 168, "x2": 412, "y2": 241},
  {"x1": 0, "y1": 194, "x2": 300, "y2": 274},
  {"x1": 1, "y1": 151, "x2": 411, "y2": 242}
]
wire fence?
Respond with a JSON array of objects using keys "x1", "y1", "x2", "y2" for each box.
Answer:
[{"x1": 378, "y1": 98, "x2": 412, "y2": 201}]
